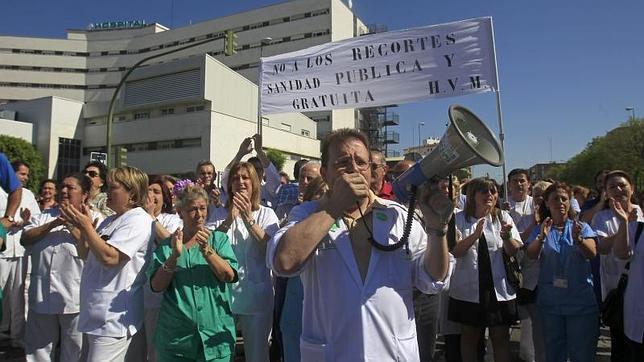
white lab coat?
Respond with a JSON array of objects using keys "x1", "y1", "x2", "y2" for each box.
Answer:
[
  {"x1": 268, "y1": 197, "x2": 453, "y2": 362},
  {"x1": 25, "y1": 208, "x2": 104, "y2": 314}
]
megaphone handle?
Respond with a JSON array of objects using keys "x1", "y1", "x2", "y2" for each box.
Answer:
[{"x1": 399, "y1": 184, "x2": 418, "y2": 255}]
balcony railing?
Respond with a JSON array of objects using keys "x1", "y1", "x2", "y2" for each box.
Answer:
[
  {"x1": 379, "y1": 112, "x2": 399, "y2": 126},
  {"x1": 383, "y1": 131, "x2": 400, "y2": 144}
]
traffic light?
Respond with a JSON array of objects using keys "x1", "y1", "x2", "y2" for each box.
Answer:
[
  {"x1": 116, "y1": 147, "x2": 128, "y2": 167},
  {"x1": 224, "y1": 30, "x2": 237, "y2": 56}
]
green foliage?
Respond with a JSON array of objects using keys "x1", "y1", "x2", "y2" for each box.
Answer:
[
  {"x1": 551, "y1": 119, "x2": 644, "y2": 189},
  {"x1": 265, "y1": 148, "x2": 287, "y2": 171},
  {"x1": 0, "y1": 135, "x2": 45, "y2": 193}
]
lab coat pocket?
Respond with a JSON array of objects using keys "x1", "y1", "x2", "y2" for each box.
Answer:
[
  {"x1": 300, "y1": 337, "x2": 332, "y2": 362},
  {"x1": 395, "y1": 334, "x2": 419, "y2": 362},
  {"x1": 84, "y1": 290, "x2": 113, "y2": 330}
]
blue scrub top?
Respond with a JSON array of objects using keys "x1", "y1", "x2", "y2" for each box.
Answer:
[{"x1": 526, "y1": 219, "x2": 598, "y2": 315}]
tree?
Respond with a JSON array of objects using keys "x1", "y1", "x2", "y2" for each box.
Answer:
[
  {"x1": 266, "y1": 148, "x2": 287, "y2": 171},
  {"x1": 0, "y1": 135, "x2": 45, "y2": 192},
  {"x1": 548, "y1": 119, "x2": 644, "y2": 189}
]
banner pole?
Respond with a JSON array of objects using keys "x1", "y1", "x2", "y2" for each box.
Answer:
[
  {"x1": 257, "y1": 57, "x2": 263, "y2": 135},
  {"x1": 489, "y1": 18, "x2": 508, "y2": 200}
]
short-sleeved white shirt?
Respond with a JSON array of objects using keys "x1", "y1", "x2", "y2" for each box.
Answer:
[
  {"x1": 206, "y1": 205, "x2": 280, "y2": 315},
  {"x1": 450, "y1": 210, "x2": 523, "y2": 303},
  {"x1": 0, "y1": 188, "x2": 41, "y2": 258},
  {"x1": 592, "y1": 206, "x2": 644, "y2": 300},
  {"x1": 144, "y1": 212, "x2": 182, "y2": 309},
  {"x1": 624, "y1": 221, "x2": 644, "y2": 343},
  {"x1": 508, "y1": 196, "x2": 539, "y2": 290},
  {"x1": 25, "y1": 208, "x2": 104, "y2": 314},
  {"x1": 78, "y1": 207, "x2": 155, "y2": 337}
]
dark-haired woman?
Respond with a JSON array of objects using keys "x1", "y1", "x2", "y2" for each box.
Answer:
[
  {"x1": 448, "y1": 177, "x2": 522, "y2": 362},
  {"x1": 526, "y1": 182, "x2": 598, "y2": 361},
  {"x1": 143, "y1": 175, "x2": 182, "y2": 362},
  {"x1": 591, "y1": 170, "x2": 643, "y2": 361},
  {"x1": 21, "y1": 173, "x2": 104, "y2": 361},
  {"x1": 207, "y1": 162, "x2": 280, "y2": 362},
  {"x1": 83, "y1": 161, "x2": 114, "y2": 217},
  {"x1": 38, "y1": 178, "x2": 58, "y2": 211}
]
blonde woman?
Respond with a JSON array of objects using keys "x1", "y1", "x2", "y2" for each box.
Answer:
[
  {"x1": 63, "y1": 166, "x2": 154, "y2": 362},
  {"x1": 207, "y1": 162, "x2": 279, "y2": 362}
]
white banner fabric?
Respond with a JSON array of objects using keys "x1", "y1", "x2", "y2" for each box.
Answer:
[{"x1": 259, "y1": 17, "x2": 497, "y2": 115}]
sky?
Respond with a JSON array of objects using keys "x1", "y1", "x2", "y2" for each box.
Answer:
[{"x1": 2, "y1": 0, "x2": 642, "y2": 180}]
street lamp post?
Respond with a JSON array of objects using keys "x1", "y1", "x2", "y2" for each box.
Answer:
[
  {"x1": 626, "y1": 106, "x2": 636, "y2": 120},
  {"x1": 257, "y1": 37, "x2": 272, "y2": 135},
  {"x1": 105, "y1": 35, "x2": 224, "y2": 167},
  {"x1": 417, "y1": 122, "x2": 425, "y2": 146}
]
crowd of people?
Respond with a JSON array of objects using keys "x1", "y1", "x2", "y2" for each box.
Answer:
[{"x1": 0, "y1": 128, "x2": 643, "y2": 362}]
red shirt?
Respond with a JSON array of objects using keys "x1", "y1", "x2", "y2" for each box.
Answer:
[{"x1": 378, "y1": 181, "x2": 395, "y2": 200}]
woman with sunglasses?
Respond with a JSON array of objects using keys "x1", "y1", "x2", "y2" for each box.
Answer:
[
  {"x1": 448, "y1": 177, "x2": 522, "y2": 362},
  {"x1": 83, "y1": 161, "x2": 114, "y2": 217},
  {"x1": 63, "y1": 166, "x2": 155, "y2": 361}
]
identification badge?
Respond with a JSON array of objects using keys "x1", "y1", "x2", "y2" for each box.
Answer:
[{"x1": 553, "y1": 278, "x2": 568, "y2": 288}]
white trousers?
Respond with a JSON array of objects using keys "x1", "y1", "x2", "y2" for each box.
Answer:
[
  {"x1": 84, "y1": 331, "x2": 145, "y2": 362},
  {"x1": 0, "y1": 256, "x2": 27, "y2": 344},
  {"x1": 25, "y1": 311, "x2": 82, "y2": 362},
  {"x1": 144, "y1": 307, "x2": 160, "y2": 362},
  {"x1": 237, "y1": 312, "x2": 272, "y2": 362}
]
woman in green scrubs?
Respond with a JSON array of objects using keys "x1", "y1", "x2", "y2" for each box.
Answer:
[{"x1": 148, "y1": 181, "x2": 238, "y2": 362}]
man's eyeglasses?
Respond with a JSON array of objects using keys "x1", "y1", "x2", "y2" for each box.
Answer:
[
  {"x1": 333, "y1": 156, "x2": 371, "y2": 172},
  {"x1": 84, "y1": 170, "x2": 99, "y2": 178}
]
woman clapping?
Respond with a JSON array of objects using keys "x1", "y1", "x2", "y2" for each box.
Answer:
[
  {"x1": 64, "y1": 166, "x2": 154, "y2": 362},
  {"x1": 148, "y1": 182, "x2": 238, "y2": 362},
  {"x1": 448, "y1": 177, "x2": 522, "y2": 362},
  {"x1": 526, "y1": 182, "x2": 598, "y2": 361},
  {"x1": 22, "y1": 173, "x2": 104, "y2": 361},
  {"x1": 207, "y1": 162, "x2": 280, "y2": 362}
]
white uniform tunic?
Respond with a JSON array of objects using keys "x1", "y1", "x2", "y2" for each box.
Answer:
[
  {"x1": 25, "y1": 208, "x2": 104, "y2": 314},
  {"x1": 144, "y1": 212, "x2": 182, "y2": 309},
  {"x1": 592, "y1": 206, "x2": 644, "y2": 300},
  {"x1": 78, "y1": 207, "x2": 154, "y2": 337},
  {"x1": 207, "y1": 205, "x2": 280, "y2": 314},
  {"x1": 268, "y1": 198, "x2": 452, "y2": 362},
  {"x1": 449, "y1": 210, "x2": 522, "y2": 303}
]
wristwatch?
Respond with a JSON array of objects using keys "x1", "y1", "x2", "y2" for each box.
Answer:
[
  {"x1": 3, "y1": 215, "x2": 14, "y2": 223},
  {"x1": 246, "y1": 219, "x2": 256, "y2": 227}
]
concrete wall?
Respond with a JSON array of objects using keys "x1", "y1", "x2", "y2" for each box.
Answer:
[{"x1": 0, "y1": 118, "x2": 33, "y2": 142}]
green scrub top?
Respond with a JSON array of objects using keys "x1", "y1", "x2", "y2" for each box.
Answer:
[{"x1": 148, "y1": 231, "x2": 239, "y2": 362}]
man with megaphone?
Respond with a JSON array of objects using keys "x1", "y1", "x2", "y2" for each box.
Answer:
[{"x1": 267, "y1": 128, "x2": 454, "y2": 362}]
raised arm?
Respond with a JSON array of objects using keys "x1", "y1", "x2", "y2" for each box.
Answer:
[{"x1": 274, "y1": 173, "x2": 368, "y2": 275}]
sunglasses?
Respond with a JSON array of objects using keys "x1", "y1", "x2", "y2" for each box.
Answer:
[{"x1": 84, "y1": 170, "x2": 99, "y2": 178}]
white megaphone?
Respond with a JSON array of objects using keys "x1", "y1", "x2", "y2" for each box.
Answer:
[{"x1": 393, "y1": 105, "x2": 504, "y2": 203}]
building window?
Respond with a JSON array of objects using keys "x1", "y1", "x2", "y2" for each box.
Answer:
[
  {"x1": 301, "y1": 129, "x2": 311, "y2": 137},
  {"x1": 57, "y1": 138, "x2": 81, "y2": 178},
  {"x1": 161, "y1": 108, "x2": 175, "y2": 115},
  {"x1": 186, "y1": 105, "x2": 205, "y2": 113},
  {"x1": 134, "y1": 111, "x2": 150, "y2": 119},
  {"x1": 280, "y1": 123, "x2": 292, "y2": 132}
]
